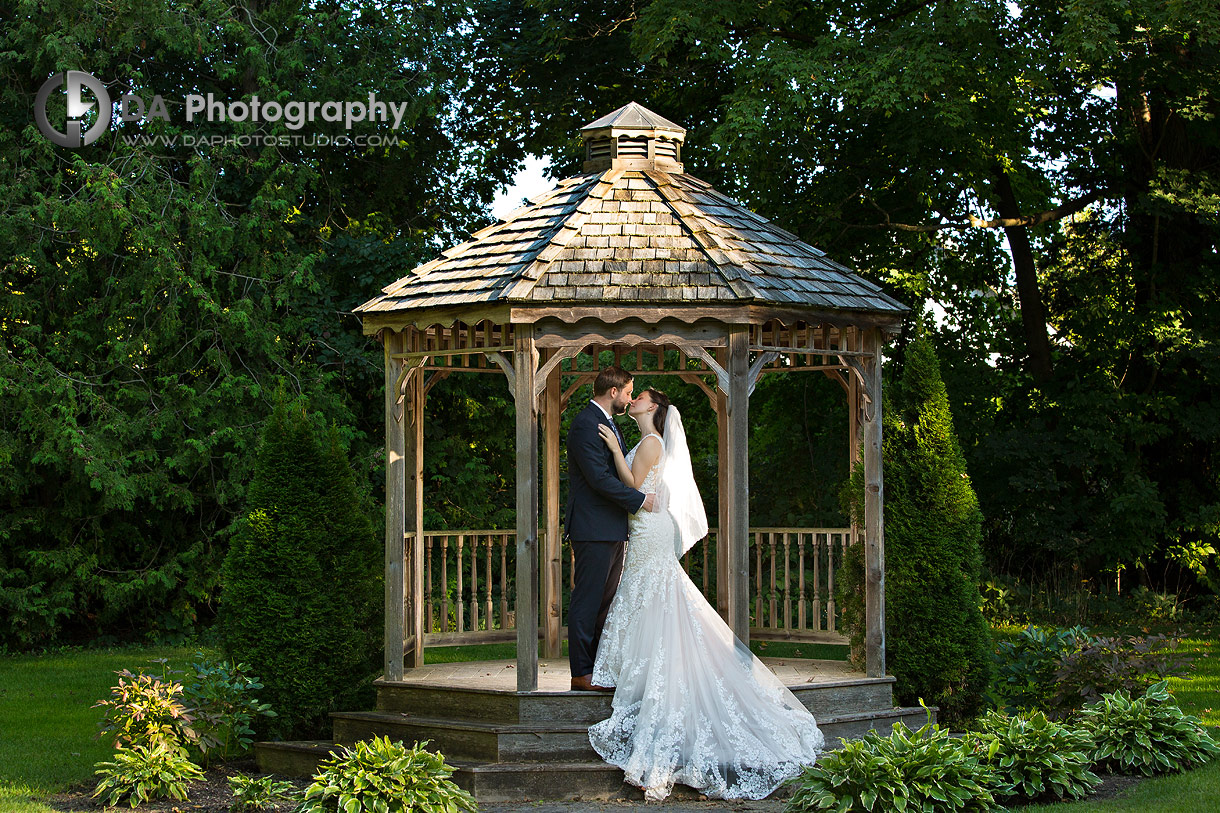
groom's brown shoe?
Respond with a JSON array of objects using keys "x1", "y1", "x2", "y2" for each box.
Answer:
[{"x1": 570, "y1": 674, "x2": 614, "y2": 692}]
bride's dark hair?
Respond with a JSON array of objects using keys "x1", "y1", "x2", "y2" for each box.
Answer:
[{"x1": 645, "y1": 388, "x2": 671, "y2": 437}]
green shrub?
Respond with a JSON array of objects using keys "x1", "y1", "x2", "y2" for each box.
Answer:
[
  {"x1": 220, "y1": 391, "x2": 380, "y2": 738},
  {"x1": 841, "y1": 335, "x2": 993, "y2": 724},
  {"x1": 184, "y1": 654, "x2": 277, "y2": 764},
  {"x1": 1080, "y1": 680, "x2": 1220, "y2": 776},
  {"x1": 93, "y1": 669, "x2": 198, "y2": 751},
  {"x1": 972, "y1": 710, "x2": 1099, "y2": 803},
  {"x1": 92, "y1": 743, "x2": 205, "y2": 808},
  {"x1": 991, "y1": 625, "x2": 1190, "y2": 717},
  {"x1": 299, "y1": 736, "x2": 476, "y2": 813},
  {"x1": 786, "y1": 714, "x2": 998, "y2": 812},
  {"x1": 991, "y1": 625, "x2": 1091, "y2": 714},
  {"x1": 228, "y1": 774, "x2": 300, "y2": 812}
]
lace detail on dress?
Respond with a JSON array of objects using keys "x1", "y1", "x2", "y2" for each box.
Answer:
[{"x1": 589, "y1": 436, "x2": 823, "y2": 801}]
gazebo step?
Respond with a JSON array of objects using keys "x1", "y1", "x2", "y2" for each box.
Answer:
[
  {"x1": 257, "y1": 705, "x2": 932, "y2": 797},
  {"x1": 331, "y1": 711, "x2": 600, "y2": 762},
  {"x1": 329, "y1": 703, "x2": 932, "y2": 767},
  {"x1": 448, "y1": 759, "x2": 727, "y2": 802},
  {"x1": 252, "y1": 739, "x2": 338, "y2": 777},
  {"x1": 374, "y1": 673, "x2": 896, "y2": 725}
]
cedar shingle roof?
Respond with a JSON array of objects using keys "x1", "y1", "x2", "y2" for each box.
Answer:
[{"x1": 356, "y1": 116, "x2": 906, "y2": 316}]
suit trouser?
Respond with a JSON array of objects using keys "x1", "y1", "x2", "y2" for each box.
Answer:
[{"x1": 567, "y1": 539, "x2": 627, "y2": 678}]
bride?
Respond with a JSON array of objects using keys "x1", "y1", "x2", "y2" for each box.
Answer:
[{"x1": 587, "y1": 388, "x2": 824, "y2": 801}]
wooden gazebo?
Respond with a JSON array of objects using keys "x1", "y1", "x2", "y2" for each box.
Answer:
[{"x1": 354, "y1": 102, "x2": 907, "y2": 694}]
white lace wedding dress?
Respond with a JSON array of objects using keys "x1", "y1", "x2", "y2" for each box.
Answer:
[{"x1": 589, "y1": 434, "x2": 824, "y2": 801}]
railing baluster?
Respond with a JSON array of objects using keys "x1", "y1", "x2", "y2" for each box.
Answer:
[
  {"x1": 798, "y1": 533, "x2": 807, "y2": 630},
  {"x1": 425, "y1": 535, "x2": 434, "y2": 633},
  {"x1": 500, "y1": 532, "x2": 509, "y2": 630},
  {"x1": 827, "y1": 531, "x2": 838, "y2": 632},
  {"x1": 455, "y1": 534, "x2": 465, "y2": 633},
  {"x1": 485, "y1": 536, "x2": 494, "y2": 629},
  {"x1": 783, "y1": 532, "x2": 792, "y2": 631},
  {"x1": 470, "y1": 533, "x2": 480, "y2": 631},
  {"x1": 754, "y1": 531, "x2": 763, "y2": 627},
  {"x1": 441, "y1": 536, "x2": 450, "y2": 632},
  {"x1": 813, "y1": 532, "x2": 823, "y2": 631},
  {"x1": 768, "y1": 532, "x2": 778, "y2": 630},
  {"x1": 702, "y1": 532, "x2": 710, "y2": 596}
]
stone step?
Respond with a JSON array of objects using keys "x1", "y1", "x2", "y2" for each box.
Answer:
[{"x1": 373, "y1": 675, "x2": 896, "y2": 726}]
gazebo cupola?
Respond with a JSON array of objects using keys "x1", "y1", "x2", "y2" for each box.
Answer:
[{"x1": 581, "y1": 101, "x2": 685, "y2": 173}]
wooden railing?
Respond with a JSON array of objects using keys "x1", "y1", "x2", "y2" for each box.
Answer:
[{"x1": 411, "y1": 527, "x2": 854, "y2": 648}]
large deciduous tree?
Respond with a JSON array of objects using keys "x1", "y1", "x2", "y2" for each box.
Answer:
[{"x1": 474, "y1": 0, "x2": 1219, "y2": 586}]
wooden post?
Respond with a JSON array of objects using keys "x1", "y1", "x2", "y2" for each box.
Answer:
[
  {"x1": 383, "y1": 329, "x2": 406, "y2": 681},
  {"x1": 406, "y1": 330, "x2": 426, "y2": 669},
  {"x1": 725, "y1": 326, "x2": 750, "y2": 642},
  {"x1": 714, "y1": 349, "x2": 730, "y2": 620},
  {"x1": 862, "y1": 327, "x2": 886, "y2": 678},
  {"x1": 514, "y1": 324, "x2": 540, "y2": 691},
  {"x1": 541, "y1": 348, "x2": 563, "y2": 658}
]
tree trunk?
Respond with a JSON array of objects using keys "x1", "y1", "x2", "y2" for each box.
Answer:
[{"x1": 991, "y1": 166, "x2": 1054, "y2": 383}]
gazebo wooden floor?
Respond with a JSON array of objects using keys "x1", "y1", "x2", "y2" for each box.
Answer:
[{"x1": 254, "y1": 658, "x2": 930, "y2": 802}]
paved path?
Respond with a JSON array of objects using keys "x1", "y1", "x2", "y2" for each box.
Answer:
[{"x1": 481, "y1": 801, "x2": 787, "y2": 813}]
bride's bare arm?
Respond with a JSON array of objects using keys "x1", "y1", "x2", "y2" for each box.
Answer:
[{"x1": 629, "y1": 435, "x2": 662, "y2": 489}]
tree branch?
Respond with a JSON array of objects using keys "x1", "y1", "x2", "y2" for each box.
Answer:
[{"x1": 851, "y1": 190, "x2": 1106, "y2": 232}]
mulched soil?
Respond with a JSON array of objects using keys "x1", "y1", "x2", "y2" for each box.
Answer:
[
  {"x1": 44, "y1": 761, "x2": 307, "y2": 813},
  {"x1": 42, "y1": 764, "x2": 1148, "y2": 813}
]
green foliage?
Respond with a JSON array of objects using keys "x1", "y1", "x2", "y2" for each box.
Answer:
[
  {"x1": 992, "y1": 625, "x2": 1191, "y2": 717},
  {"x1": 91, "y1": 743, "x2": 204, "y2": 809},
  {"x1": 972, "y1": 710, "x2": 1099, "y2": 804},
  {"x1": 92, "y1": 669, "x2": 197, "y2": 752},
  {"x1": 227, "y1": 774, "x2": 300, "y2": 813},
  {"x1": 478, "y1": 0, "x2": 1220, "y2": 600},
  {"x1": 991, "y1": 625, "x2": 1092, "y2": 714},
  {"x1": 1080, "y1": 681, "x2": 1220, "y2": 776},
  {"x1": 181, "y1": 655, "x2": 277, "y2": 765},
  {"x1": 299, "y1": 736, "x2": 477, "y2": 813},
  {"x1": 844, "y1": 335, "x2": 992, "y2": 723},
  {"x1": 0, "y1": 0, "x2": 512, "y2": 652},
  {"x1": 220, "y1": 392, "x2": 380, "y2": 738},
  {"x1": 786, "y1": 714, "x2": 998, "y2": 812}
]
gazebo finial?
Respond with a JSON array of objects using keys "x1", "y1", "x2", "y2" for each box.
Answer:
[{"x1": 580, "y1": 101, "x2": 686, "y2": 173}]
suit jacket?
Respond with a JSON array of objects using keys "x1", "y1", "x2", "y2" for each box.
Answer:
[{"x1": 564, "y1": 401, "x2": 646, "y2": 542}]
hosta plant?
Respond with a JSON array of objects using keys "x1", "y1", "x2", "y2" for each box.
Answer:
[
  {"x1": 92, "y1": 743, "x2": 205, "y2": 808},
  {"x1": 299, "y1": 736, "x2": 476, "y2": 813},
  {"x1": 973, "y1": 710, "x2": 1099, "y2": 803},
  {"x1": 228, "y1": 773, "x2": 300, "y2": 812},
  {"x1": 786, "y1": 714, "x2": 998, "y2": 812},
  {"x1": 1079, "y1": 680, "x2": 1220, "y2": 776}
]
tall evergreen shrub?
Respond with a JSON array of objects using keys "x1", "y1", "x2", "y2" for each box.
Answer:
[
  {"x1": 220, "y1": 393, "x2": 380, "y2": 738},
  {"x1": 843, "y1": 334, "x2": 993, "y2": 723}
]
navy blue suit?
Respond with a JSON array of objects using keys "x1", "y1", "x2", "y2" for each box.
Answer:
[{"x1": 565, "y1": 401, "x2": 646, "y2": 678}]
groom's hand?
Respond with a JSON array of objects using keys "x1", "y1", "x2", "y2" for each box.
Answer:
[{"x1": 641, "y1": 493, "x2": 656, "y2": 512}]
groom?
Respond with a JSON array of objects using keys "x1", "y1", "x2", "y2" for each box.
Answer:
[{"x1": 565, "y1": 366, "x2": 655, "y2": 691}]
